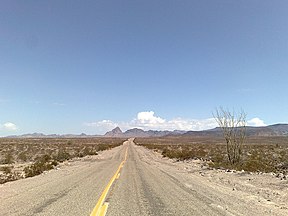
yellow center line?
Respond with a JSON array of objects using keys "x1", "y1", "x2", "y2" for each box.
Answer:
[
  {"x1": 90, "y1": 147, "x2": 128, "y2": 216},
  {"x1": 116, "y1": 173, "x2": 120, "y2": 179},
  {"x1": 99, "y1": 203, "x2": 109, "y2": 215}
]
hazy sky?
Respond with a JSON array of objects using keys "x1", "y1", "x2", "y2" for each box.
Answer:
[{"x1": 1, "y1": 1, "x2": 288, "y2": 135}]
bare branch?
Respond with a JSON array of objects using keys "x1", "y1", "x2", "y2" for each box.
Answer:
[{"x1": 213, "y1": 107, "x2": 247, "y2": 164}]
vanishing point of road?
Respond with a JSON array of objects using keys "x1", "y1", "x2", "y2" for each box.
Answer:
[{"x1": 0, "y1": 138, "x2": 285, "y2": 216}]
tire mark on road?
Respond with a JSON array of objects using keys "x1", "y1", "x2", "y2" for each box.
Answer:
[{"x1": 33, "y1": 190, "x2": 69, "y2": 214}]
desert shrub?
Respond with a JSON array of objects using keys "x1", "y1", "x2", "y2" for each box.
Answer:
[
  {"x1": 18, "y1": 151, "x2": 28, "y2": 162},
  {"x1": 161, "y1": 146, "x2": 208, "y2": 161},
  {"x1": 0, "y1": 166, "x2": 13, "y2": 175},
  {"x1": 243, "y1": 150, "x2": 266, "y2": 171},
  {"x1": 34, "y1": 154, "x2": 52, "y2": 163},
  {"x1": 209, "y1": 147, "x2": 288, "y2": 173},
  {"x1": 83, "y1": 147, "x2": 91, "y2": 155},
  {"x1": 162, "y1": 146, "x2": 184, "y2": 159},
  {"x1": 24, "y1": 153, "x2": 59, "y2": 178},
  {"x1": 98, "y1": 145, "x2": 110, "y2": 151},
  {"x1": 75, "y1": 150, "x2": 84, "y2": 158},
  {"x1": 54, "y1": 149, "x2": 71, "y2": 162},
  {"x1": 24, "y1": 160, "x2": 54, "y2": 177},
  {"x1": 214, "y1": 108, "x2": 246, "y2": 165},
  {"x1": 0, "y1": 137, "x2": 125, "y2": 182},
  {"x1": 137, "y1": 137, "x2": 288, "y2": 174},
  {"x1": 2, "y1": 152, "x2": 14, "y2": 164},
  {"x1": 0, "y1": 171, "x2": 20, "y2": 184},
  {"x1": 50, "y1": 160, "x2": 58, "y2": 166},
  {"x1": 74, "y1": 147, "x2": 92, "y2": 158},
  {"x1": 209, "y1": 153, "x2": 227, "y2": 169}
]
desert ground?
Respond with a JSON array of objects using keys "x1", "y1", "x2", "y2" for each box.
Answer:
[{"x1": 0, "y1": 137, "x2": 287, "y2": 215}]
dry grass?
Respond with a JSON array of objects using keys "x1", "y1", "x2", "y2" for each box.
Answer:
[
  {"x1": 135, "y1": 136, "x2": 288, "y2": 174},
  {"x1": 0, "y1": 137, "x2": 125, "y2": 183}
]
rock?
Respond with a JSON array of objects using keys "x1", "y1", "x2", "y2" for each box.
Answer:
[{"x1": 276, "y1": 173, "x2": 284, "y2": 179}]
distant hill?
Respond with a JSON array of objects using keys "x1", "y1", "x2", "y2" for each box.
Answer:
[
  {"x1": 266, "y1": 124, "x2": 288, "y2": 135},
  {"x1": 182, "y1": 124, "x2": 288, "y2": 137},
  {"x1": 5, "y1": 133, "x2": 95, "y2": 138},
  {"x1": 123, "y1": 128, "x2": 147, "y2": 137},
  {"x1": 4, "y1": 124, "x2": 288, "y2": 138},
  {"x1": 104, "y1": 124, "x2": 288, "y2": 138},
  {"x1": 104, "y1": 127, "x2": 187, "y2": 137},
  {"x1": 17, "y1": 133, "x2": 47, "y2": 138}
]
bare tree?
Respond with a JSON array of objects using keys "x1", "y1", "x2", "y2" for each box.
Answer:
[{"x1": 213, "y1": 107, "x2": 247, "y2": 165}]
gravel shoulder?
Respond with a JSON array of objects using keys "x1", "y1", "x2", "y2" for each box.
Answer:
[{"x1": 132, "y1": 142, "x2": 288, "y2": 215}]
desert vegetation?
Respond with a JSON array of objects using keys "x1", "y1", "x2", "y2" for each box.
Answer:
[
  {"x1": 0, "y1": 138, "x2": 125, "y2": 184},
  {"x1": 135, "y1": 136, "x2": 288, "y2": 176},
  {"x1": 213, "y1": 107, "x2": 246, "y2": 165}
]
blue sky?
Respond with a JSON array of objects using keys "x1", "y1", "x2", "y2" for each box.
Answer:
[{"x1": 0, "y1": 0, "x2": 288, "y2": 136}]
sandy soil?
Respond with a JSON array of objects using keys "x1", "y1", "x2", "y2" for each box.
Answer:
[{"x1": 138, "y1": 146, "x2": 288, "y2": 214}]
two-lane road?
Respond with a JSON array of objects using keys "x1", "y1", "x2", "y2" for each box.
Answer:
[
  {"x1": 1, "y1": 139, "x2": 287, "y2": 215},
  {"x1": 0, "y1": 140, "x2": 128, "y2": 216}
]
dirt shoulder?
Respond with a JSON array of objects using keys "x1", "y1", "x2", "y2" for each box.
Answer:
[{"x1": 135, "y1": 143, "x2": 288, "y2": 215}]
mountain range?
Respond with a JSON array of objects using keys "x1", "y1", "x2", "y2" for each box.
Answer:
[
  {"x1": 4, "y1": 124, "x2": 288, "y2": 138},
  {"x1": 5, "y1": 133, "x2": 94, "y2": 138},
  {"x1": 104, "y1": 124, "x2": 288, "y2": 138},
  {"x1": 104, "y1": 127, "x2": 187, "y2": 137}
]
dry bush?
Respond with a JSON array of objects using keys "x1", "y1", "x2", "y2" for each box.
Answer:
[
  {"x1": 136, "y1": 137, "x2": 288, "y2": 174},
  {"x1": 18, "y1": 151, "x2": 28, "y2": 162},
  {"x1": 0, "y1": 166, "x2": 13, "y2": 174},
  {"x1": 214, "y1": 107, "x2": 246, "y2": 165},
  {"x1": 0, "y1": 165, "x2": 21, "y2": 184},
  {"x1": 53, "y1": 149, "x2": 71, "y2": 162},
  {"x1": 161, "y1": 146, "x2": 207, "y2": 161},
  {"x1": 2, "y1": 152, "x2": 14, "y2": 164},
  {"x1": 0, "y1": 137, "x2": 125, "y2": 183}
]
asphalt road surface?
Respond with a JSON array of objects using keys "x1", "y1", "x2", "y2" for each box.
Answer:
[{"x1": 0, "y1": 139, "x2": 286, "y2": 216}]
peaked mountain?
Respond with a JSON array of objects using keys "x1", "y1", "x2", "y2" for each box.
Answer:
[
  {"x1": 104, "y1": 127, "x2": 123, "y2": 137},
  {"x1": 104, "y1": 127, "x2": 190, "y2": 137},
  {"x1": 104, "y1": 127, "x2": 173, "y2": 137},
  {"x1": 104, "y1": 124, "x2": 288, "y2": 138}
]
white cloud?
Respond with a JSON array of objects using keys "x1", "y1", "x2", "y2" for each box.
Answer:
[
  {"x1": 136, "y1": 111, "x2": 165, "y2": 124},
  {"x1": 84, "y1": 111, "x2": 267, "y2": 134},
  {"x1": 247, "y1": 118, "x2": 266, "y2": 127},
  {"x1": 132, "y1": 112, "x2": 219, "y2": 131},
  {"x1": 1, "y1": 122, "x2": 18, "y2": 131},
  {"x1": 84, "y1": 120, "x2": 118, "y2": 131},
  {"x1": 84, "y1": 119, "x2": 118, "y2": 128},
  {"x1": 84, "y1": 111, "x2": 218, "y2": 133}
]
